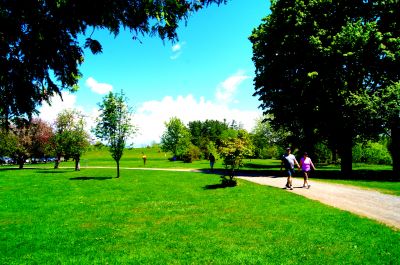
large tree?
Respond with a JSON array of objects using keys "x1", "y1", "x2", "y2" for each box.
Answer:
[
  {"x1": 9, "y1": 120, "x2": 35, "y2": 169},
  {"x1": 30, "y1": 118, "x2": 54, "y2": 161},
  {"x1": 94, "y1": 91, "x2": 136, "y2": 178},
  {"x1": 0, "y1": 129, "x2": 17, "y2": 159},
  {"x1": 251, "y1": 115, "x2": 288, "y2": 159},
  {"x1": 250, "y1": 0, "x2": 399, "y2": 177},
  {"x1": 0, "y1": 118, "x2": 53, "y2": 167},
  {"x1": 188, "y1": 119, "x2": 229, "y2": 158},
  {"x1": 53, "y1": 109, "x2": 90, "y2": 170},
  {"x1": 160, "y1": 117, "x2": 191, "y2": 159},
  {"x1": 0, "y1": 0, "x2": 226, "y2": 126}
]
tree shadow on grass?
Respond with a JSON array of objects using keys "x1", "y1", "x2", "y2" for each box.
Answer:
[
  {"x1": 0, "y1": 167, "x2": 67, "y2": 173},
  {"x1": 37, "y1": 170, "x2": 71, "y2": 174},
  {"x1": 203, "y1": 175, "x2": 238, "y2": 190},
  {"x1": 197, "y1": 168, "x2": 281, "y2": 177},
  {"x1": 313, "y1": 169, "x2": 396, "y2": 181},
  {"x1": 203, "y1": 182, "x2": 236, "y2": 190},
  {"x1": 231, "y1": 166, "x2": 397, "y2": 182},
  {"x1": 70, "y1": 176, "x2": 113, "y2": 181},
  {"x1": 236, "y1": 169, "x2": 282, "y2": 177},
  {"x1": 0, "y1": 167, "x2": 23, "y2": 172},
  {"x1": 243, "y1": 163, "x2": 280, "y2": 170}
]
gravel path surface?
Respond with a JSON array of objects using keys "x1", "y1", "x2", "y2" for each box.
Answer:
[{"x1": 237, "y1": 175, "x2": 400, "y2": 230}]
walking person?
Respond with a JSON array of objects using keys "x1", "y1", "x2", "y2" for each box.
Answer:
[
  {"x1": 209, "y1": 153, "x2": 216, "y2": 172},
  {"x1": 281, "y1": 147, "x2": 300, "y2": 190},
  {"x1": 300, "y1": 152, "x2": 316, "y2": 189},
  {"x1": 142, "y1": 152, "x2": 147, "y2": 166}
]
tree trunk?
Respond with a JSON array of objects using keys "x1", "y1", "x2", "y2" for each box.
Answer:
[
  {"x1": 331, "y1": 149, "x2": 338, "y2": 164},
  {"x1": 116, "y1": 160, "x2": 120, "y2": 178},
  {"x1": 338, "y1": 131, "x2": 353, "y2": 178},
  {"x1": 74, "y1": 155, "x2": 80, "y2": 171},
  {"x1": 54, "y1": 153, "x2": 61, "y2": 169},
  {"x1": 18, "y1": 156, "x2": 24, "y2": 169},
  {"x1": 302, "y1": 120, "x2": 315, "y2": 155},
  {"x1": 390, "y1": 117, "x2": 400, "y2": 181}
]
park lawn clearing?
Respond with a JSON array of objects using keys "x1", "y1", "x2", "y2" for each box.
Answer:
[
  {"x1": 80, "y1": 147, "x2": 215, "y2": 170},
  {"x1": 1, "y1": 168, "x2": 399, "y2": 264},
  {"x1": 8, "y1": 147, "x2": 398, "y2": 196}
]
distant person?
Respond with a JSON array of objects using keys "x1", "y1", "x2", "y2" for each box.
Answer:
[
  {"x1": 281, "y1": 147, "x2": 300, "y2": 190},
  {"x1": 300, "y1": 152, "x2": 316, "y2": 189},
  {"x1": 142, "y1": 153, "x2": 147, "y2": 166},
  {"x1": 209, "y1": 153, "x2": 216, "y2": 172}
]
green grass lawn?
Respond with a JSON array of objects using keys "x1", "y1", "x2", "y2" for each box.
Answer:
[
  {"x1": 1, "y1": 167, "x2": 399, "y2": 264},
  {"x1": 2, "y1": 147, "x2": 399, "y2": 195}
]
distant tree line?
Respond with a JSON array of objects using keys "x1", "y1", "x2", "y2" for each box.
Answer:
[
  {"x1": 0, "y1": 91, "x2": 136, "y2": 178},
  {"x1": 0, "y1": 113, "x2": 392, "y2": 175},
  {"x1": 159, "y1": 116, "x2": 393, "y2": 167},
  {"x1": 0, "y1": 109, "x2": 89, "y2": 170}
]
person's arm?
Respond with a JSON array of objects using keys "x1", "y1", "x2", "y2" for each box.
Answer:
[
  {"x1": 310, "y1": 159, "x2": 316, "y2": 170},
  {"x1": 295, "y1": 158, "x2": 300, "y2": 169}
]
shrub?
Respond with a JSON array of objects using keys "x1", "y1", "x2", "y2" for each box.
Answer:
[
  {"x1": 182, "y1": 144, "x2": 201, "y2": 163},
  {"x1": 258, "y1": 146, "x2": 280, "y2": 159},
  {"x1": 352, "y1": 140, "x2": 392, "y2": 165},
  {"x1": 314, "y1": 142, "x2": 332, "y2": 164}
]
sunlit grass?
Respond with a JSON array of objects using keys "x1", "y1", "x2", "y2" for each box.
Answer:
[
  {"x1": 1, "y1": 147, "x2": 398, "y2": 194},
  {"x1": 1, "y1": 168, "x2": 399, "y2": 264}
]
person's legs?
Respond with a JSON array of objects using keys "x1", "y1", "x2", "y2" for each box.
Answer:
[
  {"x1": 285, "y1": 174, "x2": 290, "y2": 188},
  {"x1": 303, "y1": 171, "x2": 308, "y2": 187},
  {"x1": 286, "y1": 169, "x2": 293, "y2": 189},
  {"x1": 305, "y1": 171, "x2": 311, "y2": 188}
]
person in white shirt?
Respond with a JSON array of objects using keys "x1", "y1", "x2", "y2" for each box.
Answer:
[{"x1": 281, "y1": 147, "x2": 300, "y2": 190}]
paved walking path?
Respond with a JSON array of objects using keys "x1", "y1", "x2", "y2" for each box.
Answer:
[{"x1": 237, "y1": 175, "x2": 400, "y2": 230}]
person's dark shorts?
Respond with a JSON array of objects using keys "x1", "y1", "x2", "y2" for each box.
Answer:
[{"x1": 287, "y1": 168, "x2": 295, "y2": 176}]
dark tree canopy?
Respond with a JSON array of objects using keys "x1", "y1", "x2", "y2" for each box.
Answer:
[
  {"x1": 250, "y1": 0, "x2": 400, "y2": 177},
  {"x1": 0, "y1": 0, "x2": 226, "y2": 126}
]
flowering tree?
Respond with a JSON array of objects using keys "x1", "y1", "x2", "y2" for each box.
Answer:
[{"x1": 218, "y1": 129, "x2": 253, "y2": 185}]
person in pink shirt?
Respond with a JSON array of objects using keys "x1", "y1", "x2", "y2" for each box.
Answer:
[{"x1": 299, "y1": 152, "x2": 316, "y2": 189}]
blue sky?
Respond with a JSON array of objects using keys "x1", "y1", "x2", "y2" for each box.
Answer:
[{"x1": 39, "y1": 1, "x2": 271, "y2": 147}]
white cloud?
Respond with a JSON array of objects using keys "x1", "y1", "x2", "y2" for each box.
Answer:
[
  {"x1": 215, "y1": 70, "x2": 250, "y2": 104},
  {"x1": 35, "y1": 72, "x2": 261, "y2": 148},
  {"x1": 170, "y1": 41, "x2": 186, "y2": 60},
  {"x1": 172, "y1": 43, "x2": 182, "y2": 52},
  {"x1": 132, "y1": 94, "x2": 260, "y2": 147},
  {"x1": 37, "y1": 92, "x2": 96, "y2": 141},
  {"x1": 85, "y1": 77, "x2": 113, "y2": 94},
  {"x1": 37, "y1": 92, "x2": 82, "y2": 124}
]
